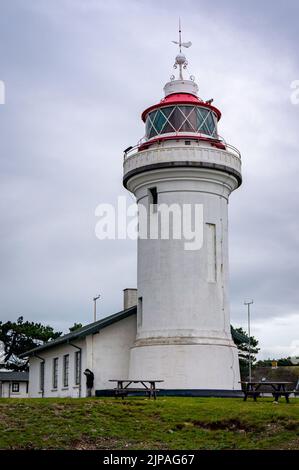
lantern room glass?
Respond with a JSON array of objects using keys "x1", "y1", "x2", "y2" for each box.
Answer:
[{"x1": 145, "y1": 105, "x2": 218, "y2": 140}]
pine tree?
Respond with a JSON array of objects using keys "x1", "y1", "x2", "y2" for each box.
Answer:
[{"x1": 233, "y1": 327, "x2": 260, "y2": 379}]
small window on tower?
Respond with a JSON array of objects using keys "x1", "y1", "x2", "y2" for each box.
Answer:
[
  {"x1": 148, "y1": 187, "x2": 158, "y2": 211},
  {"x1": 206, "y1": 223, "x2": 217, "y2": 282},
  {"x1": 138, "y1": 297, "x2": 143, "y2": 328}
]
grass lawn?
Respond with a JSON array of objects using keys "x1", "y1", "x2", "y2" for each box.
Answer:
[{"x1": 0, "y1": 397, "x2": 298, "y2": 450}]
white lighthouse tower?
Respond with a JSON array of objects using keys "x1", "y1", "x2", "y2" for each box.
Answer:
[{"x1": 123, "y1": 30, "x2": 242, "y2": 395}]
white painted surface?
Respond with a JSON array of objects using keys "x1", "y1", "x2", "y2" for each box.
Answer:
[
  {"x1": 125, "y1": 141, "x2": 242, "y2": 391},
  {"x1": 129, "y1": 344, "x2": 240, "y2": 390},
  {"x1": 124, "y1": 142, "x2": 241, "y2": 177},
  {"x1": 163, "y1": 79, "x2": 199, "y2": 97},
  {"x1": 28, "y1": 315, "x2": 136, "y2": 397},
  {"x1": 91, "y1": 315, "x2": 136, "y2": 390},
  {"x1": 29, "y1": 340, "x2": 86, "y2": 398}
]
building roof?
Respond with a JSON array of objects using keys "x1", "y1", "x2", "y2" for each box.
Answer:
[
  {"x1": 0, "y1": 371, "x2": 29, "y2": 382},
  {"x1": 20, "y1": 305, "x2": 137, "y2": 358}
]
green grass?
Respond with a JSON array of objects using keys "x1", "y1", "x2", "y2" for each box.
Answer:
[{"x1": 0, "y1": 397, "x2": 298, "y2": 450}]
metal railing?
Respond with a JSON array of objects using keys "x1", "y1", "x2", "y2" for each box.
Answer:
[
  {"x1": 217, "y1": 135, "x2": 242, "y2": 160},
  {"x1": 123, "y1": 143, "x2": 141, "y2": 161},
  {"x1": 123, "y1": 134, "x2": 241, "y2": 161}
]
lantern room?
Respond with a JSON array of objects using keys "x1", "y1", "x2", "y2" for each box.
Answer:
[
  {"x1": 142, "y1": 91, "x2": 221, "y2": 141},
  {"x1": 138, "y1": 32, "x2": 223, "y2": 150}
]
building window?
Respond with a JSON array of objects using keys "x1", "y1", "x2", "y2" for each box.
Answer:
[
  {"x1": 206, "y1": 223, "x2": 217, "y2": 282},
  {"x1": 63, "y1": 354, "x2": 69, "y2": 387},
  {"x1": 145, "y1": 105, "x2": 218, "y2": 139},
  {"x1": 148, "y1": 187, "x2": 158, "y2": 213},
  {"x1": 53, "y1": 358, "x2": 58, "y2": 389},
  {"x1": 40, "y1": 361, "x2": 45, "y2": 392},
  {"x1": 74, "y1": 351, "x2": 81, "y2": 386},
  {"x1": 12, "y1": 382, "x2": 19, "y2": 393}
]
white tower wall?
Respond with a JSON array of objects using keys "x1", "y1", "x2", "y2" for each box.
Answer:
[{"x1": 124, "y1": 142, "x2": 242, "y2": 392}]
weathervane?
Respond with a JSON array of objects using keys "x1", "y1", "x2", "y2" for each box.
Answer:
[{"x1": 171, "y1": 19, "x2": 192, "y2": 80}]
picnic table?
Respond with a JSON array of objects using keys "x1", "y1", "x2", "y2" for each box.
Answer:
[
  {"x1": 240, "y1": 381, "x2": 293, "y2": 403},
  {"x1": 109, "y1": 379, "x2": 164, "y2": 400}
]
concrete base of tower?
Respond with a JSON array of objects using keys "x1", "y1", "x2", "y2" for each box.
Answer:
[{"x1": 128, "y1": 342, "x2": 241, "y2": 391}]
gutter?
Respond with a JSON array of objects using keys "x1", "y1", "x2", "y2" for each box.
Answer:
[
  {"x1": 34, "y1": 354, "x2": 45, "y2": 398},
  {"x1": 68, "y1": 342, "x2": 82, "y2": 398}
]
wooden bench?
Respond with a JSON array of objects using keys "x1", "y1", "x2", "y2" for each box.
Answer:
[
  {"x1": 109, "y1": 379, "x2": 163, "y2": 400},
  {"x1": 240, "y1": 381, "x2": 292, "y2": 403},
  {"x1": 272, "y1": 391, "x2": 291, "y2": 403},
  {"x1": 243, "y1": 390, "x2": 261, "y2": 402}
]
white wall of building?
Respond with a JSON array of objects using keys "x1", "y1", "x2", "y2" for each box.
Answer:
[
  {"x1": 91, "y1": 315, "x2": 136, "y2": 391},
  {"x1": 28, "y1": 315, "x2": 136, "y2": 397},
  {"x1": 29, "y1": 340, "x2": 86, "y2": 398}
]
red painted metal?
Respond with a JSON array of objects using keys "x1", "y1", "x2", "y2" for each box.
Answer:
[
  {"x1": 138, "y1": 134, "x2": 226, "y2": 152},
  {"x1": 141, "y1": 93, "x2": 222, "y2": 122}
]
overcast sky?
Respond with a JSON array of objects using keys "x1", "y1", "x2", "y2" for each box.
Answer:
[{"x1": 0, "y1": 0, "x2": 298, "y2": 359}]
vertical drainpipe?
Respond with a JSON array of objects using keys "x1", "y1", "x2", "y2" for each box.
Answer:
[
  {"x1": 69, "y1": 342, "x2": 82, "y2": 398},
  {"x1": 34, "y1": 354, "x2": 45, "y2": 398}
]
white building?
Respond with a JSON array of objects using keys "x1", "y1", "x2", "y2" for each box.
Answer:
[
  {"x1": 22, "y1": 34, "x2": 245, "y2": 398},
  {"x1": 22, "y1": 293, "x2": 245, "y2": 398},
  {"x1": 21, "y1": 292, "x2": 137, "y2": 398},
  {"x1": 0, "y1": 371, "x2": 29, "y2": 398}
]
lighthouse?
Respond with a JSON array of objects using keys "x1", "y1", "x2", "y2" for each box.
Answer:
[{"x1": 123, "y1": 30, "x2": 242, "y2": 395}]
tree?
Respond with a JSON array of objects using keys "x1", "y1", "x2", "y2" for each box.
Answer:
[
  {"x1": 69, "y1": 323, "x2": 83, "y2": 332},
  {"x1": 0, "y1": 316, "x2": 62, "y2": 371},
  {"x1": 233, "y1": 327, "x2": 260, "y2": 379}
]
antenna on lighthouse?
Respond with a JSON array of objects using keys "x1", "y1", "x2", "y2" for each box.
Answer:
[
  {"x1": 179, "y1": 17, "x2": 182, "y2": 52},
  {"x1": 172, "y1": 18, "x2": 192, "y2": 52},
  {"x1": 171, "y1": 19, "x2": 192, "y2": 80}
]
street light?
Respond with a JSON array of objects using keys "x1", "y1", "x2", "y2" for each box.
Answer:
[
  {"x1": 244, "y1": 299, "x2": 254, "y2": 382},
  {"x1": 93, "y1": 294, "x2": 101, "y2": 322}
]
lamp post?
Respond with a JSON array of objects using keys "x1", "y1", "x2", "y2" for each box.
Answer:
[
  {"x1": 244, "y1": 299, "x2": 254, "y2": 382},
  {"x1": 93, "y1": 294, "x2": 101, "y2": 322}
]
